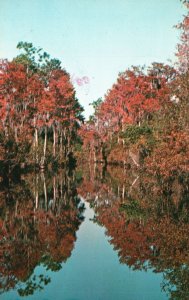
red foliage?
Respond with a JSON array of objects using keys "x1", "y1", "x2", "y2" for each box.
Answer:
[
  {"x1": 97, "y1": 68, "x2": 169, "y2": 133},
  {"x1": 176, "y1": 4, "x2": 189, "y2": 72},
  {"x1": 146, "y1": 131, "x2": 189, "y2": 177}
]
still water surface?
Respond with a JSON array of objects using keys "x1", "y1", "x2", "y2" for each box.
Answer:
[{"x1": 1, "y1": 166, "x2": 188, "y2": 299}]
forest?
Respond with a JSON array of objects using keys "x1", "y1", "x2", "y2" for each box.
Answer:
[
  {"x1": 0, "y1": 1, "x2": 189, "y2": 299},
  {"x1": 0, "y1": 42, "x2": 84, "y2": 178},
  {"x1": 79, "y1": 4, "x2": 189, "y2": 181},
  {"x1": 0, "y1": 1, "x2": 188, "y2": 183}
]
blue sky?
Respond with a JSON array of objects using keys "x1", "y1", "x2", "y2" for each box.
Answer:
[{"x1": 0, "y1": 0, "x2": 186, "y2": 118}]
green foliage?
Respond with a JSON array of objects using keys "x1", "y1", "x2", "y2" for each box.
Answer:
[
  {"x1": 162, "y1": 265, "x2": 189, "y2": 300},
  {"x1": 121, "y1": 125, "x2": 153, "y2": 144},
  {"x1": 118, "y1": 125, "x2": 157, "y2": 159},
  {"x1": 120, "y1": 200, "x2": 146, "y2": 221},
  {"x1": 41, "y1": 254, "x2": 62, "y2": 272},
  {"x1": 89, "y1": 97, "x2": 103, "y2": 118},
  {"x1": 14, "y1": 41, "x2": 62, "y2": 79},
  {"x1": 75, "y1": 170, "x2": 83, "y2": 184},
  {"x1": 74, "y1": 140, "x2": 83, "y2": 152},
  {"x1": 89, "y1": 98, "x2": 102, "y2": 111},
  {"x1": 18, "y1": 274, "x2": 51, "y2": 297}
]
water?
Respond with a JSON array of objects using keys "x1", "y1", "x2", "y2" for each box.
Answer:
[{"x1": 0, "y1": 166, "x2": 188, "y2": 299}]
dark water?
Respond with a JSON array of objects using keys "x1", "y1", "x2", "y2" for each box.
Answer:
[{"x1": 0, "y1": 165, "x2": 189, "y2": 300}]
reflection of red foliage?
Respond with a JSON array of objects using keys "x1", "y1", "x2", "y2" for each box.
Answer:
[
  {"x1": 97, "y1": 202, "x2": 155, "y2": 268},
  {"x1": 0, "y1": 172, "x2": 83, "y2": 292},
  {"x1": 98, "y1": 201, "x2": 189, "y2": 270},
  {"x1": 78, "y1": 164, "x2": 189, "y2": 274}
]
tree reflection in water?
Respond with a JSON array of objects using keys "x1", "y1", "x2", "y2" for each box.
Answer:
[
  {"x1": 0, "y1": 170, "x2": 85, "y2": 296},
  {"x1": 78, "y1": 163, "x2": 189, "y2": 300}
]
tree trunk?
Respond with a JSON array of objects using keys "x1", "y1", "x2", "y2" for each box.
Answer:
[
  {"x1": 60, "y1": 130, "x2": 63, "y2": 160},
  {"x1": 35, "y1": 128, "x2": 38, "y2": 163},
  {"x1": 42, "y1": 173, "x2": 47, "y2": 211},
  {"x1": 43, "y1": 126, "x2": 47, "y2": 165},
  {"x1": 15, "y1": 127, "x2": 18, "y2": 143},
  {"x1": 53, "y1": 176, "x2": 56, "y2": 210},
  {"x1": 35, "y1": 174, "x2": 39, "y2": 209},
  {"x1": 67, "y1": 133, "x2": 71, "y2": 160},
  {"x1": 53, "y1": 125, "x2": 56, "y2": 157}
]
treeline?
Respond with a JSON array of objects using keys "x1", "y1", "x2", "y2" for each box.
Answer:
[
  {"x1": 79, "y1": 3, "x2": 189, "y2": 180},
  {"x1": 0, "y1": 42, "x2": 84, "y2": 177}
]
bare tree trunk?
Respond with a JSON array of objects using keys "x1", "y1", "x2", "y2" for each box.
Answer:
[
  {"x1": 42, "y1": 172, "x2": 47, "y2": 211},
  {"x1": 35, "y1": 127, "x2": 39, "y2": 163},
  {"x1": 15, "y1": 127, "x2": 18, "y2": 143},
  {"x1": 122, "y1": 185, "x2": 125, "y2": 199},
  {"x1": 35, "y1": 174, "x2": 39, "y2": 209},
  {"x1": 53, "y1": 176, "x2": 56, "y2": 210},
  {"x1": 44, "y1": 126, "x2": 47, "y2": 159},
  {"x1": 93, "y1": 145, "x2": 96, "y2": 162},
  {"x1": 67, "y1": 133, "x2": 71, "y2": 160},
  {"x1": 128, "y1": 150, "x2": 140, "y2": 167},
  {"x1": 118, "y1": 186, "x2": 120, "y2": 197},
  {"x1": 60, "y1": 172, "x2": 63, "y2": 199},
  {"x1": 53, "y1": 125, "x2": 56, "y2": 158},
  {"x1": 60, "y1": 130, "x2": 63, "y2": 160}
]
